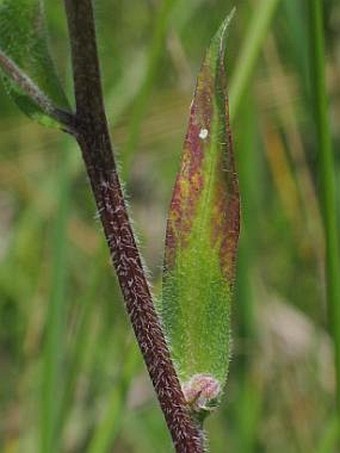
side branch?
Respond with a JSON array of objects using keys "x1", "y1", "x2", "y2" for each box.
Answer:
[
  {"x1": 0, "y1": 50, "x2": 73, "y2": 129},
  {"x1": 63, "y1": 0, "x2": 203, "y2": 450}
]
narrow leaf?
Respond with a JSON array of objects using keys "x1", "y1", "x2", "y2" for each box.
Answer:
[
  {"x1": 160, "y1": 10, "x2": 240, "y2": 415},
  {"x1": 0, "y1": 0, "x2": 70, "y2": 127}
]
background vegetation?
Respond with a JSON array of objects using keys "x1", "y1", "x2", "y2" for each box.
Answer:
[{"x1": 0, "y1": 0, "x2": 339, "y2": 451}]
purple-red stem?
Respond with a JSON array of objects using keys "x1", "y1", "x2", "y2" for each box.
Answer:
[{"x1": 63, "y1": 0, "x2": 204, "y2": 451}]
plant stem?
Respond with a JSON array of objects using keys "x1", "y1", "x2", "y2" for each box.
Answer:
[
  {"x1": 63, "y1": 0, "x2": 203, "y2": 451},
  {"x1": 308, "y1": 0, "x2": 340, "y2": 426}
]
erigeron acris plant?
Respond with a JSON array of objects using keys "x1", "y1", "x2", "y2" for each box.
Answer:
[{"x1": 0, "y1": 1, "x2": 240, "y2": 451}]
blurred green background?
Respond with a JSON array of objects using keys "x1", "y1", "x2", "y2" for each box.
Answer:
[{"x1": 0, "y1": 0, "x2": 340, "y2": 452}]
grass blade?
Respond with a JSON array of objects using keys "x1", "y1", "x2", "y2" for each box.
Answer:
[
  {"x1": 229, "y1": 0, "x2": 281, "y2": 120},
  {"x1": 41, "y1": 143, "x2": 71, "y2": 453},
  {"x1": 308, "y1": 0, "x2": 340, "y2": 431}
]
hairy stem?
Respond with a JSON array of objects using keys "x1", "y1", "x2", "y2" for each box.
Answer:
[{"x1": 63, "y1": 0, "x2": 203, "y2": 450}]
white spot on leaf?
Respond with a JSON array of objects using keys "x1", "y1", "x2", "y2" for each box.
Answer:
[{"x1": 199, "y1": 128, "x2": 209, "y2": 140}]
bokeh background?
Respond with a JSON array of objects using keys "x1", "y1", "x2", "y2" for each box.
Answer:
[{"x1": 1, "y1": 0, "x2": 340, "y2": 451}]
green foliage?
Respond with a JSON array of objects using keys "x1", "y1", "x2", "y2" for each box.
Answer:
[
  {"x1": 308, "y1": 0, "x2": 340, "y2": 428},
  {"x1": 160, "y1": 12, "x2": 240, "y2": 406},
  {"x1": 0, "y1": 0, "x2": 69, "y2": 127},
  {"x1": 0, "y1": 0, "x2": 339, "y2": 451}
]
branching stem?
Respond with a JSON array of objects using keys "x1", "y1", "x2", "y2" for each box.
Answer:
[
  {"x1": 0, "y1": 49, "x2": 73, "y2": 129},
  {"x1": 63, "y1": 0, "x2": 203, "y2": 450}
]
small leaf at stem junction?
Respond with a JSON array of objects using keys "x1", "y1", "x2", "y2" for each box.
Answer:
[
  {"x1": 160, "y1": 10, "x2": 240, "y2": 415},
  {"x1": 0, "y1": 0, "x2": 70, "y2": 127}
]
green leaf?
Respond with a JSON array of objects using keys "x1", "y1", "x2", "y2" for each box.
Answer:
[
  {"x1": 160, "y1": 10, "x2": 240, "y2": 414},
  {"x1": 0, "y1": 0, "x2": 70, "y2": 127}
]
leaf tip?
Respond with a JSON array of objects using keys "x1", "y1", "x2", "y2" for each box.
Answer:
[{"x1": 211, "y1": 7, "x2": 236, "y2": 57}]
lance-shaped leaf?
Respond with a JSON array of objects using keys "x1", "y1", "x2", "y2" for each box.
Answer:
[
  {"x1": 160, "y1": 11, "x2": 240, "y2": 415},
  {"x1": 0, "y1": 0, "x2": 70, "y2": 128}
]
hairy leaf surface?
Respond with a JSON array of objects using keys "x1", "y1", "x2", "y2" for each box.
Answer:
[
  {"x1": 161, "y1": 12, "x2": 240, "y2": 404},
  {"x1": 0, "y1": 0, "x2": 69, "y2": 127}
]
